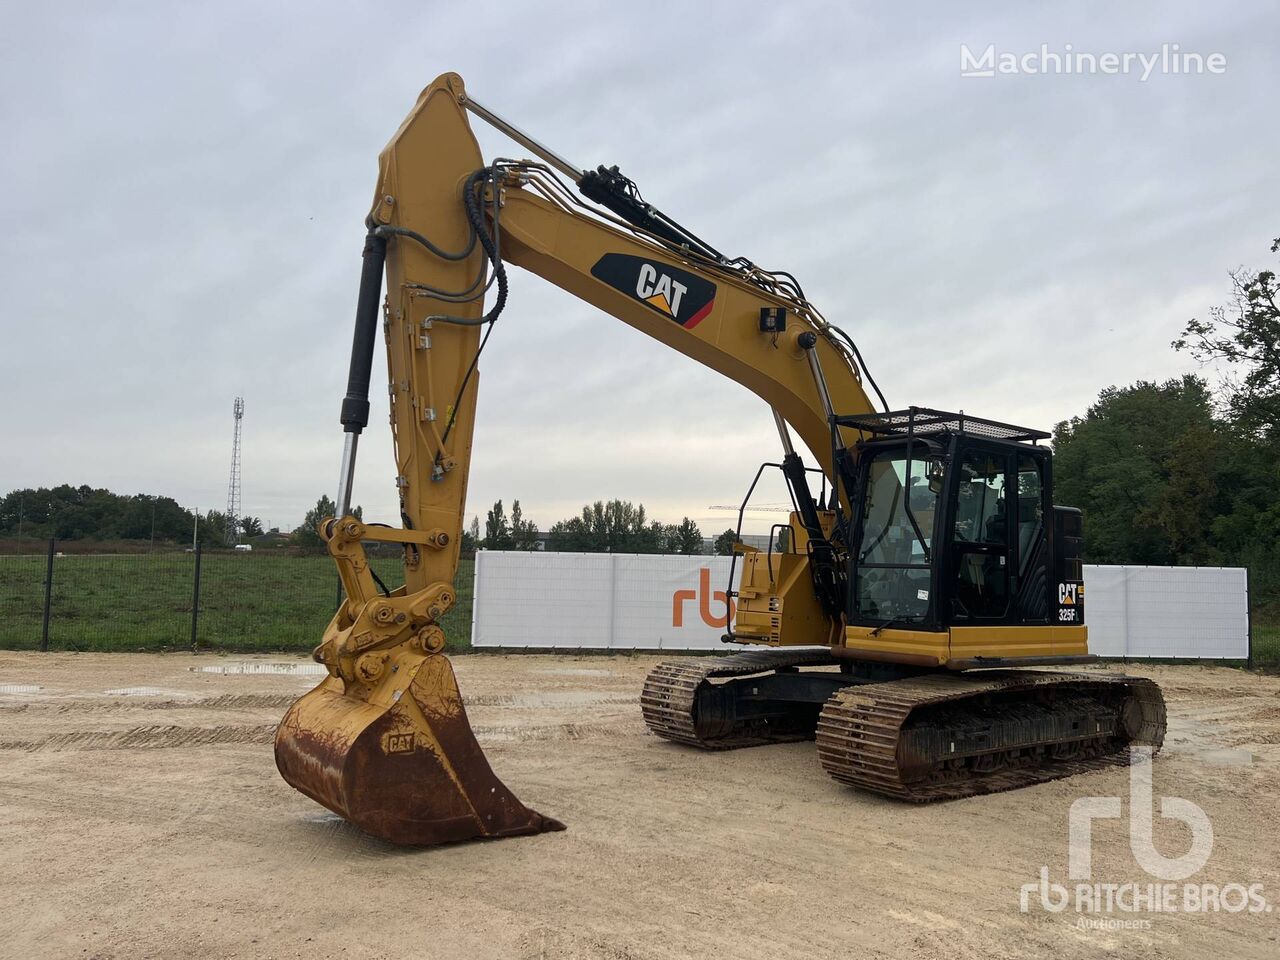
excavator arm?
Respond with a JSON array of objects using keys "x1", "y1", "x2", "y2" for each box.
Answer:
[{"x1": 275, "y1": 73, "x2": 881, "y2": 845}]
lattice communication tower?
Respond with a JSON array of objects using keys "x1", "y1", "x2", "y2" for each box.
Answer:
[{"x1": 225, "y1": 397, "x2": 244, "y2": 545}]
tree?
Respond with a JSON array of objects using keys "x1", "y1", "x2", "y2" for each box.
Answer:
[
  {"x1": 200, "y1": 509, "x2": 233, "y2": 545},
  {"x1": 461, "y1": 515, "x2": 481, "y2": 557},
  {"x1": 655, "y1": 522, "x2": 681, "y2": 553},
  {"x1": 1051, "y1": 369, "x2": 1280, "y2": 615},
  {"x1": 1174, "y1": 236, "x2": 1280, "y2": 438},
  {"x1": 239, "y1": 516, "x2": 264, "y2": 538},
  {"x1": 546, "y1": 500, "x2": 651, "y2": 552},
  {"x1": 673, "y1": 517, "x2": 704, "y2": 555},
  {"x1": 293, "y1": 495, "x2": 336, "y2": 552},
  {"x1": 543, "y1": 501, "x2": 702, "y2": 554},
  {"x1": 293, "y1": 495, "x2": 361, "y2": 552},
  {"x1": 484, "y1": 500, "x2": 514, "y2": 550},
  {"x1": 714, "y1": 528, "x2": 739, "y2": 556},
  {"x1": 546, "y1": 515, "x2": 590, "y2": 551},
  {"x1": 510, "y1": 500, "x2": 540, "y2": 551},
  {"x1": 0, "y1": 486, "x2": 196, "y2": 543},
  {"x1": 1052, "y1": 376, "x2": 1226, "y2": 565}
]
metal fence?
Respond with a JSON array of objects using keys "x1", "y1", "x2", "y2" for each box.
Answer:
[
  {"x1": 473, "y1": 552, "x2": 1253, "y2": 660},
  {"x1": 0, "y1": 540, "x2": 474, "y2": 652}
]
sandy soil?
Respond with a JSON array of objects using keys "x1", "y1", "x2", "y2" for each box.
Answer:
[{"x1": 2, "y1": 652, "x2": 1279, "y2": 960}]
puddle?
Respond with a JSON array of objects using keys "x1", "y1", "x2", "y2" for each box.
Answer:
[
  {"x1": 191, "y1": 662, "x2": 327, "y2": 676},
  {"x1": 0, "y1": 684, "x2": 41, "y2": 695},
  {"x1": 535, "y1": 668, "x2": 612, "y2": 677}
]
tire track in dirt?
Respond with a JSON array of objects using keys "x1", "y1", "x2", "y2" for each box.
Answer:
[
  {"x1": 0, "y1": 723, "x2": 277, "y2": 752},
  {"x1": 173, "y1": 692, "x2": 299, "y2": 710},
  {"x1": 3, "y1": 692, "x2": 641, "y2": 714},
  {"x1": 0, "y1": 692, "x2": 299, "y2": 715},
  {"x1": 472, "y1": 718, "x2": 646, "y2": 743},
  {"x1": 463, "y1": 693, "x2": 640, "y2": 707}
]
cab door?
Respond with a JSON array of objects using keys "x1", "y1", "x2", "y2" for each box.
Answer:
[
  {"x1": 947, "y1": 445, "x2": 1014, "y2": 624},
  {"x1": 1012, "y1": 451, "x2": 1052, "y2": 623}
]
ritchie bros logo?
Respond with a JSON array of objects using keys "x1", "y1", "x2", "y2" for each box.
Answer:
[{"x1": 1020, "y1": 747, "x2": 1269, "y2": 928}]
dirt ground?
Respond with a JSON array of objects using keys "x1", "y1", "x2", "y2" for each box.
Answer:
[{"x1": 2, "y1": 652, "x2": 1278, "y2": 960}]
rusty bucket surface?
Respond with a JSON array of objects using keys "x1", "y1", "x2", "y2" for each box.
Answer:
[{"x1": 275, "y1": 652, "x2": 564, "y2": 845}]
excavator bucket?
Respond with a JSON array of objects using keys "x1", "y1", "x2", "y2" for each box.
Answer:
[{"x1": 275, "y1": 652, "x2": 564, "y2": 845}]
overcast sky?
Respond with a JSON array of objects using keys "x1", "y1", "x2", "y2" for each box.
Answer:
[{"x1": 2, "y1": 2, "x2": 1276, "y2": 536}]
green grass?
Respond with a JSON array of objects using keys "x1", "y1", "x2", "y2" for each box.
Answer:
[
  {"x1": 1252, "y1": 623, "x2": 1280, "y2": 672},
  {"x1": 0, "y1": 553, "x2": 474, "y2": 653}
]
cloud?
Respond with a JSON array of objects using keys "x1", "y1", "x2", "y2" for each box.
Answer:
[{"x1": 1, "y1": 1, "x2": 1273, "y2": 536}]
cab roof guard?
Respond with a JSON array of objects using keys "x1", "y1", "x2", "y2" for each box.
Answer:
[{"x1": 835, "y1": 406, "x2": 1049, "y2": 444}]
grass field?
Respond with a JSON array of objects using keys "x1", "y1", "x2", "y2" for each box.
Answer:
[
  {"x1": 0, "y1": 552, "x2": 475, "y2": 653},
  {"x1": 1253, "y1": 623, "x2": 1280, "y2": 671}
]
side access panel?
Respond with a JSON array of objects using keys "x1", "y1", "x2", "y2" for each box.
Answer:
[
  {"x1": 734, "y1": 549, "x2": 833, "y2": 646},
  {"x1": 842, "y1": 624, "x2": 950, "y2": 667}
]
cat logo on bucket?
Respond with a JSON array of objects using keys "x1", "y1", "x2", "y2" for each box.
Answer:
[
  {"x1": 381, "y1": 731, "x2": 415, "y2": 755},
  {"x1": 672, "y1": 568, "x2": 736, "y2": 629},
  {"x1": 590, "y1": 253, "x2": 717, "y2": 328}
]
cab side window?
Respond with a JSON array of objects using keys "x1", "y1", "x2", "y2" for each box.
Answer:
[
  {"x1": 954, "y1": 454, "x2": 1007, "y2": 544},
  {"x1": 1016, "y1": 455, "x2": 1043, "y2": 574}
]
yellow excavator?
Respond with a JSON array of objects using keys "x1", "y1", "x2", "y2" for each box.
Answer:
[{"x1": 274, "y1": 73, "x2": 1166, "y2": 844}]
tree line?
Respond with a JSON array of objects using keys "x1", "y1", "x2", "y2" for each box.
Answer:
[
  {"x1": 0, "y1": 485, "x2": 721, "y2": 557},
  {"x1": 0, "y1": 486, "x2": 350, "y2": 550},
  {"x1": 464, "y1": 498, "x2": 720, "y2": 556},
  {"x1": 0, "y1": 486, "x2": 256, "y2": 545}
]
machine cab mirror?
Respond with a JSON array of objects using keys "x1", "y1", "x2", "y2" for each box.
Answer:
[{"x1": 926, "y1": 459, "x2": 945, "y2": 495}]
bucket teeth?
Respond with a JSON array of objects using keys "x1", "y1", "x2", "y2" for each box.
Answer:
[{"x1": 275, "y1": 653, "x2": 564, "y2": 845}]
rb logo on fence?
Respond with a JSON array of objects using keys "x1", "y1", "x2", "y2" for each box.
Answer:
[{"x1": 672, "y1": 568, "x2": 735, "y2": 629}]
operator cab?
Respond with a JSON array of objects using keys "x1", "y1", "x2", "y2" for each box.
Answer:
[{"x1": 836, "y1": 408, "x2": 1082, "y2": 632}]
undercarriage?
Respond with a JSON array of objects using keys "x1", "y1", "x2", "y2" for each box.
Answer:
[{"x1": 641, "y1": 648, "x2": 1166, "y2": 801}]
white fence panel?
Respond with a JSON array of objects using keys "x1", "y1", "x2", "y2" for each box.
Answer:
[
  {"x1": 471, "y1": 551, "x2": 613, "y2": 649},
  {"x1": 472, "y1": 552, "x2": 733, "y2": 650},
  {"x1": 1079, "y1": 565, "x2": 1128, "y2": 657},
  {"x1": 473, "y1": 553, "x2": 1250, "y2": 659},
  {"x1": 1082, "y1": 565, "x2": 1249, "y2": 659},
  {"x1": 610, "y1": 554, "x2": 735, "y2": 649}
]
